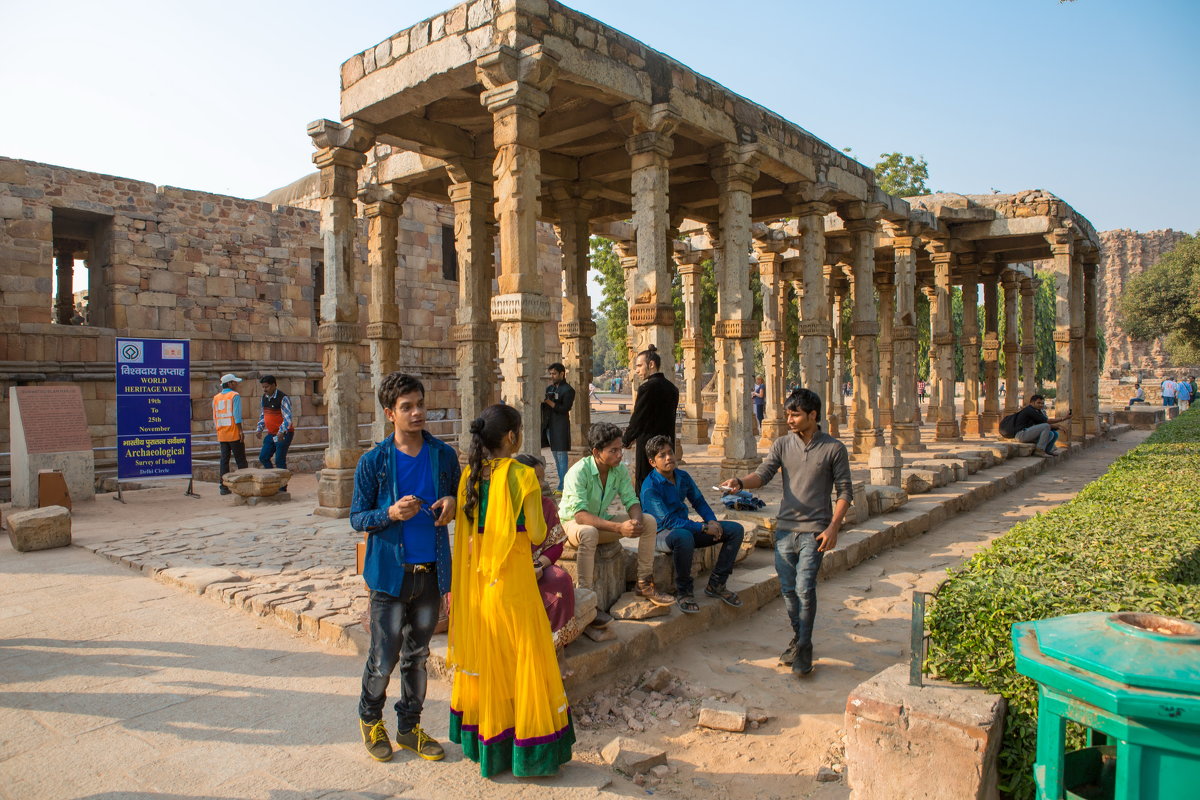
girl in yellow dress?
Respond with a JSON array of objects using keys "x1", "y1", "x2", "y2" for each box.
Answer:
[{"x1": 448, "y1": 403, "x2": 574, "y2": 777}]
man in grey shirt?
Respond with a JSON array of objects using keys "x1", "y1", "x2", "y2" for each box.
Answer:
[{"x1": 720, "y1": 388, "x2": 852, "y2": 676}]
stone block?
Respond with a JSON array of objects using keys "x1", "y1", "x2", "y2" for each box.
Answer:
[
  {"x1": 697, "y1": 700, "x2": 747, "y2": 732},
  {"x1": 915, "y1": 458, "x2": 964, "y2": 482},
  {"x1": 845, "y1": 663, "x2": 1005, "y2": 800},
  {"x1": 558, "y1": 540, "x2": 626, "y2": 612},
  {"x1": 900, "y1": 470, "x2": 934, "y2": 494},
  {"x1": 157, "y1": 566, "x2": 241, "y2": 594},
  {"x1": 609, "y1": 592, "x2": 670, "y2": 620},
  {"x1": 223, "y1": 468, "x2": 290, "y2": 497},
  {"x1": 864, "y1": 485, "x2": 909, "y2": 515},
  {"x1": 1000, "y1": 438, "x2": 1036, "y2": 456},
  {"x1": 910, "y1": 461, "x2": 952, "y2": 486},
  {"x1": 573, "y1": 586, "x2": 597, "y2": 630},
  {"x1": 232, "y1": 491, "x2": 293, "y2": 506},
  {"x1": 868, "y1": 445, "x2": 903, "y2": 487},
  {"x1": 845, "y1": 480, "x2": 870, "y2": 524},
  {"x1": 601, "y1": 737, "x2": 667, "y2": 775},
  {"x1": 951, "y1": 448, "x2": 993, "y2": 469},
  {"x1": 7, "y1": 505, "x2": 71, "y2": 552}
]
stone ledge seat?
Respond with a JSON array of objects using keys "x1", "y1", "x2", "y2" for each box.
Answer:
[{"x1": 222, "y1": 468, "x2": 292, "y2": 506}]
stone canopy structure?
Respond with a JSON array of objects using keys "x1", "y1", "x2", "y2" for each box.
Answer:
[{"x1": 301, "y1": 0, "x2": 1103, "y2": 515}]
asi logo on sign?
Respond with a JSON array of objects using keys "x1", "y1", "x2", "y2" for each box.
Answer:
[
  {"x1": 119, "y1": 341, "x2": 144, "y2": 363},
  {"x1": 162, "y1": 342, "x2": 184, "y2": 360}
]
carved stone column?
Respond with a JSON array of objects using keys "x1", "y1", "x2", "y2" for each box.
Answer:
[
  {"x1": 960, "y1": 266, "x2": 982, "y2": 437},
  {"x1": 1083, "y1": 254, "x2": 1100, "y2": 436},
  {"x1": 711, "y1": 144, "x2": 761, "y2": 477},
  {"x1": 1001, "y1": 270, "x2": 1021, "y2": 418},
  {"x1": 361, "y1": 183, "x2": 405, "y2": 444},
  {"x1": 890, "y1": 233, "x2": 922, "y2": 450},
  {"x1": 551, "y1": 182, "x2": 598, "y2": 457},
  {"x1": 928, "y1": 241, "x2": 960, "y2": 441},
  {"x1": 677, "y1": 251, "x2": 709, "y2": 444},
  {"x1": 877, "y1": 272, "x2": 896, "y2": 431},
  {"x1": 54, "y1": 241, "x2": 78, "y2": 324},
  {"x1": 923, "y1": 285, "x2": 939, "y2": 425},
  {"x1": 1047, "y1": 228, "x2": 1074, "y2": 438},
  {"x1": 447, "y1": 168, "x2": 497, "y2": 454},
  {"x1": 827, "y1": 265, "x2": 846, "y2": 437},
  {"x1": 796, "y1": 203, "x2": 830, "y2": 402},
  {"x1": 622, "y1": 103, "x2": 677, "y2": 379},
  {"x1": 1069, "y1": 247, "x2": 1087, "y2": 442},
  {"x1": 846, "y1": 209, "x2": 883, "y2": 457},
  {"x1": 307, "y1": 118, "x2": 374, "y2": 517},
  {"x1": 477, "y1": 45, "x2": 558, "y2": 456},
  {"x1": 980, "y1": 275, "x2": 1000, "y2": 435},
  {"x1": 755, "y1": 239, "x2": 789, "y2": 446},
  {"x1": 614, "y1": 239, "x2": 639, "y2": 385},
  {"x1": 1021, "y1": 276, "x2": 1038, "y2": 402},
  {"x1": 705, "y1": 225, "x2": 728, "y2": 455}
]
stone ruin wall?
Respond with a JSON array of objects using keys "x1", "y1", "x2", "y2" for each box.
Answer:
[
  {"x1": 1098, "y1": 228, "x2": 1190, "y2": 377},
  {"x1": 0, "y1": 156, "x2": 563, "y2": 495}
]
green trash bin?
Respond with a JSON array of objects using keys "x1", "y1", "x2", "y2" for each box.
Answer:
[{"x1": 1013, "y1": 611, "x2": 1200, "y2": 800}]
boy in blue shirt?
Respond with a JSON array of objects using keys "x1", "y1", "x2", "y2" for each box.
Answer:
[
  {"x1": 639, "y1": 434, "x2": 745, "y2": 613},
  {"x1": 351, "y1": 373, "x2": 459, "y2": 763}
]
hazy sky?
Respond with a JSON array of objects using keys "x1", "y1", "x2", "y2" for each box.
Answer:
[{"x1": 2, "y1": 0, "x2": 1197, "y2": 240}]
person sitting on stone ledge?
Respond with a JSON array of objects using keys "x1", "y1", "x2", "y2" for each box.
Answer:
[
  {"x1": 1012, "y1": 394, "x2": 1070, "y2": 458},
  {"x1": 638, "y1": 434, "x2": 744, "y2": 614},
  {"x1": 1130, "y1": 384, "x2": 1146, "y2": 405},
  {"x1": 559, "y1": 422, "x2": 674, "y2": 615}
]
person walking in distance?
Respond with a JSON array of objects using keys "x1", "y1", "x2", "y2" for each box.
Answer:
[
  {"x1": 540, "y1": 362, "x2": 575, "y2": 495},
  {"x1": 720, "y1": 388, "x2": 852, "y2": 677},
  {"x1": 212, "y1": 373, "x2": 248, "y2": 495},
  {"x1": 351, "y1": 372, "x2": 460, "y2": 763},
  {"x1": 622, "y1": 345, "x2": 679, "y2": 494},
  {"x1": 751, "y1": 375, "x2": 766, "y2": 436}
]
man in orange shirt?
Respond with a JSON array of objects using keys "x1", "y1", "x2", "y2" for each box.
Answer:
[{"x1": 213, "y1": 373, "x2": 248, "y2": 495}]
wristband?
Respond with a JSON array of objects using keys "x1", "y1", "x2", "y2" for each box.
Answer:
[{"x1": 734, "y1": 477, "x2": 744, "y2": 490}]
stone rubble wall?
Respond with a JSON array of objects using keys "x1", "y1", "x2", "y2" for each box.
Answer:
[
  {"x1": 0, "y1": 155, "x2": 564, "y2": 497},
  {"x1": 1098, "y1": 228, "x2": 1190, "y2": 376}
]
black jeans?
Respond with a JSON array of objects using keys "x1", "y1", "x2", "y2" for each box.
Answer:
[
  {"x1": 358, "y1": 569, "x2": 440, "y2": 730},
  {"x1": 659, "y1": 521, "x2": 745, "y2": 596},
  {"x1": 218, "y1": 439, "x2": 247, "y2": 490}
]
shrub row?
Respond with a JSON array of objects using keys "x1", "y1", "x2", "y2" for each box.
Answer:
[{"x1": 925, "y1": 410, "x2": 1200, "y2": 800}]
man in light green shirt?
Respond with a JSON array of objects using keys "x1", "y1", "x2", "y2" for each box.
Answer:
[{"x1": 560, "y1": 422, "x2": 673, "y2": 607}]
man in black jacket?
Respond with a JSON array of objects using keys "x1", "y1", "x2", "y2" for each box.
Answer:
[
  {"x1": 1013, "y1": 394, "x2": 1071, "y2": 458},
  {"x1": 541, "y1": 362, "x2": 575, "y2": 493},
  {"x1": 623, "y1": 346, "x2": 680, "y2": 493}
]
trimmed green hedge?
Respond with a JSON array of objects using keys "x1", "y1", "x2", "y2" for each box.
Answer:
[{"x1": 925, "y1": 409, "x2": 1200, "y2": 800}]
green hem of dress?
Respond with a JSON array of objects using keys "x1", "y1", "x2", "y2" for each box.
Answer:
[{"x1": 449, "y1": 713, "x2": 575, "y2": 778}]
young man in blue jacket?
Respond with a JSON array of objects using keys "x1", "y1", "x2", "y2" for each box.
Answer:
[
  {"x1": 639, "y1": 434, "x2": 745, "y2": 614},
  {"x1": 351, "y1": 372, "x2": 459, "y2": 763}
]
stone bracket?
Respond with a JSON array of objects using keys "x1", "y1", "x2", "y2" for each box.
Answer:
[
  {"x1": 798, "y1": 321, "x2": 834, "y2": 336},
  {"x1": 851, "y1": 321, "x2": 881, "y2": 337},
  {"x1": 317, "y1": 322, "x2": 362, "y2": 344},
  {"x1": 451, "y1": 322, "x2": 494, "y2": 342},
  {"x1": 714, "y1": 319, "x2": 760, "y2": 339},
  {"x1": 366, "y1": 322, "x2": 400, "y2": 339},
  {"x1": 491, "y1": 292, "x2": 551, "y2": 323},
  {"x1": 629, "y1": 303, "x2": 676, "y2": 327},
  {"x1": 892, "y1": 324, "x2": 917, "y2": 341},
  {"x1": 559, "y1": 319, "x2": 598, "y2": 338}
]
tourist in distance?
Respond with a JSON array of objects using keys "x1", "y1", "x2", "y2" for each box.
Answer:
[
  {"x1": 212, "y1": 373, "x2": 248, "y2": 495},
  {"x1": 751, "y1": 375, "x2": 766, "y2": 436},
  {"x1": 719, "y1": 388, "x2": 852, "y2": 677},
  {"x1": 639, "y1": 434, "x2": 745, "y2": 614},
  {"x1": 1160, "y1": 375, "x2": 1178, "y2": 407},
  {"x1": 1176, "y1": 376, "x2": 1192, "y2": 411},
  {"x1": 351, "y1": 372, "x2": 459, "y2": 764},
  {"x1": 254, "y1": 374, "x2": 294, "y2": 489},
  {"x1": 448, "y1": 404, "x2": 574, "y2": 777},
  {"x1": 622, "y1": 345, "x2": 680, "y2": 493},
  {"x1": 540, "y1": 362, "x2": 575, "y2": 495},
  {"x1": 1130, "y1": 384, "x2": 1146, "y2": 405},
  {"x1": 513, "y1": 453, "x2": 582, "y2": 664},
  {"x1": 560, "y1": 422, "x2": 674, "y2": 613},
  {"x1": 1010, "y1": 394, "x2": 1071, "y2": 458}
]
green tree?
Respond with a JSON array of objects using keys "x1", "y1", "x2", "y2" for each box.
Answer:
[
  {"x1": 590, "y1": 236, "x2": 627, "y2": 365},
  {"x1": 1035, "y1": 270, "x2": 1058, "y2": 387},
  {"x1": 1119, "y1": 233, "x2": 1200, "y2": 365},
  {"x1": 592, "y1": 314, "x2": 616, "y2": 374},
  {"x1": 874, "y1": 152, "x2": 930, "y2": 197}
]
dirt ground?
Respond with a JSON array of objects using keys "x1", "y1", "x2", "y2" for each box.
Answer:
[{"x1": 563, "y1": 430, "x2": 1146, "y2": 800}]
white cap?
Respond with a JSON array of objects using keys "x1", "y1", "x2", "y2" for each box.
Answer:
[{"x1": 219, "y1": 373, "x2": 243, "y2": 385}]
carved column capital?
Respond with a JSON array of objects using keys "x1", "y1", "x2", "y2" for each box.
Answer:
[{"x1": 476, "y1": 45, "x2": 559, "y2": 113}]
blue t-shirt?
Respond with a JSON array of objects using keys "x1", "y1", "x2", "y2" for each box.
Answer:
[{"x1": 393, "y1": 443, "x2": 437, "y2": 564}]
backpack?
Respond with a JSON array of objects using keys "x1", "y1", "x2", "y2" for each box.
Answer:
[{"x1": 999, "y1": 412, "x2": 1019, "y2": 438}]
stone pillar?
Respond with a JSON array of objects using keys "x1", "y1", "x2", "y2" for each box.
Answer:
[
  {"x1": 1002, "y1": 270, "x2": 1021, "y2": 418},
  {"x1": 1083, "y1": 254, "x2": 1100, "y2": 436},
  {"x1": 980, "y1": 275, "x2": 1000, "y2": 435},
  {"x1": 1047, "y1": 228, "x2": 1074, "y2": 437},
  {"x1": 447, "y1": 169, "x2": 497, "y2": 454},
  {"x1": 615, "y1": 240, "x2": 639, "y2": 384},
  {"x1": 477, "y1": 45, "x2": 559, "y2": 457},
  {"x1": 705, "y1": 224, "x2": 729, "y2": 455},
  {"x1": 677, "y1": 251, "x2": 709, "y2": 444},
  {"x1": 623, "y1": 104, "x2": 678, "y2": 379},
  {"x1": 361, "y1": 183, "x2": 405, "y2": 444},
  {"x1": 960, "y1": 267, "x2": 981, "y2": 437},
  {"x1": 928, "y1": 242, "x2": 960, "y2": 441},
  {"x1": 307, "y1": 118, "x2": 374, "y2": 518},
  {"x1": 54, "y1": 241, "x2": 77, "y2": 325},
  {"x1": 711, "y1": 144, "x2": 761, "y2": 478},
  {"x1": 1021, "y1": 276, "x2": 1037, "y2": 403},
  {"x1": 1069, "y1": 248, "x2": 1087, "y2": 442},
  {"x1": 796, "y1": 204, "x2": 830, "y2": 404},
  {"x1": 923, "y1": 285, "x2": 939, "y2": 425},
  {"x1": 551, "y1": 182, "x2": 599, "y2": 458},
  {"x1": 846, "y1": 211, "x2": 883, "y2": 457},
  {"x1": 756, "y1": 243, "x2": 789, "y2": 445},
  {"x1": 877, "y1": 272, "x2": 895, "y2": 431},
  {"x1": 827, "y1": 266, "x2": 846, "y2": 437},
  {"x1": 890, "y1": 234, "x2": 922, "y2": 450}
]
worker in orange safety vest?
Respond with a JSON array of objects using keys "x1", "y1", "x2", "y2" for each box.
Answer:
[{"x1": 213, "y1": 373, "x2": 248, "y2": 495}]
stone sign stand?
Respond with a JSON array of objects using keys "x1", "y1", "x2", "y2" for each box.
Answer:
[{"x1": 9, "y1": 385, "x2": 95, "y2": 508}]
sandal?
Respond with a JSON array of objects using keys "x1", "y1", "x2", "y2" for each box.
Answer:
[
  {"x1": 677, "y1": 595, "x2": 700, "y2": 614},
  {"x1": 704, "y1": 583, "x2": 743, "y2": 608}
]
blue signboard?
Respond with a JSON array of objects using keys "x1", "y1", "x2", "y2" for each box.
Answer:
[{"x1": 115, "y1": 338, "x2": 192, "y2": 480}]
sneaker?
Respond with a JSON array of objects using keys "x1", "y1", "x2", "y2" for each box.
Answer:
[
  {"x1": 704, "y1": 583, "x2": 743, "y2": 608},
  {"x1": 219, "y1": 487, "x2": 231, "y2": 496},
  {"x1": 635, "y1": 579, "x2": 675, "y2": 607},
  {"x1": 394, "y1": 724, "x2": 445, "y2": 761},
  {"x1": 779, "y1": 640, "x2": 797, "y2": 667},
  {"x1": 359, "y1": 718, "x2": 393, "y2": 762}
]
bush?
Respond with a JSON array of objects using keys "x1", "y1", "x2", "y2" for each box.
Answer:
[{"x1": 925, "y1": 409, "x2": 1200, "y2": 799}]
